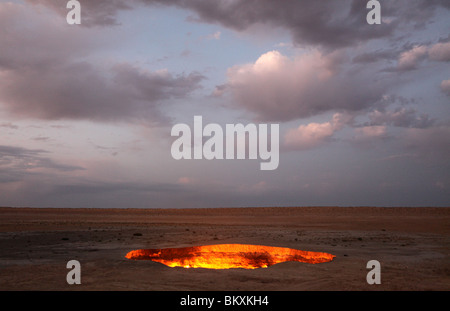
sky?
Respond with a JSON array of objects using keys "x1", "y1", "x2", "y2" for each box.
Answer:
[{"x1": 0, "y1": 0, "x2": 449, "y2": 208}]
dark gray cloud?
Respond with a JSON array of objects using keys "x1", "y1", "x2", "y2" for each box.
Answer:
[
  {"x1": 0, "y1": 145, "x2": 48, "y2": 159},
  {"x1": 113, "y1": 64, "x2": 205, "y2": 104},
  {"x1": 0, "y1": 61, "x2": 204, "y2": 123},
  {"x1": 142, "y1": 0, "x2": 394, "y2": 49},
  {"x1": 139, "y1": 0, "x2": 448, "y2": 49},
  {"x1": 25, "y1": 0, "x2": 134, "y2": 27},
  {"x1": 25, "y1": 0, "x2": 449, "y2": 49}
]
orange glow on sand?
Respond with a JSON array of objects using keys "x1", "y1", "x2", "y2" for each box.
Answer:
[{"x1": 125, "y1": 244, "x2": 335, "y2": 269}]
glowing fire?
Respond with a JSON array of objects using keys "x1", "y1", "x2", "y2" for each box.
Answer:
[{"x1": 125, "y1": 244, "x2": 335, "y2": 269}]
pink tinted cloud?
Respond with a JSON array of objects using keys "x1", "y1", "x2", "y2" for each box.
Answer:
[
  {"x1": 396, "y1": 42, "x2": 450, "y2": 71},
  {"x1": 397, "y1": 45, "x2": 428, "y2": 70},
  {"x1": 354, "y1": 125, "x2": 388, "y2": 139},
  {"x1": 428, "y1": 42, "x2": 450, "y2": 62},
  {"x1": 284, "y1": 113, "x2": 351, "y2": 151},
  {"x1": 225, "y1": 50, "x2": 385, "y2": 122}
]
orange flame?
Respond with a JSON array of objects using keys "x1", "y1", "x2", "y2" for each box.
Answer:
[{"x1": 125, "y1": 244, "x2": 335, "y2": 269}]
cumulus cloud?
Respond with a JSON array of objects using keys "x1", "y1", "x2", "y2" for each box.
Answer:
[{"x1": 224, "y1": 50, "x2": 386, "y2": 122}]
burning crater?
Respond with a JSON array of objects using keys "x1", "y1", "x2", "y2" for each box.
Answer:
[{"x1": 125, "y1": 244, "x2": 335, "y2": 269}]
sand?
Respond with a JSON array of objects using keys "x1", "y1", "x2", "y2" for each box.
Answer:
[{"x1": 0, "y1": 206, "x2": 449, "y2": 291}]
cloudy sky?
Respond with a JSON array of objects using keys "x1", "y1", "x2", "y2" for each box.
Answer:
[{"x1": 0, "y1": 0, "x2": 449, "y2": 208}]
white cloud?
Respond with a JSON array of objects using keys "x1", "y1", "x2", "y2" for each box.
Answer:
[{"x1": 225, "y1": 50, "x2": 385, "y2": 122}]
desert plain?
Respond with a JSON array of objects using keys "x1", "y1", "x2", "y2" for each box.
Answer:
[{"x1": 0, "y1": 206, "x2": 448, "y2": 291}]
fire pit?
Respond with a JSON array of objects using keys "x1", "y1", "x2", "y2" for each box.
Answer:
[{"x1": 125, "y1": 244, "x2": 335, "y2": 269}]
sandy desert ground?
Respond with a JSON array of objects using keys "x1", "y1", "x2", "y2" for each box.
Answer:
[{"x1": 0, "y1": 206, "x2": 448, "y2": 291}]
